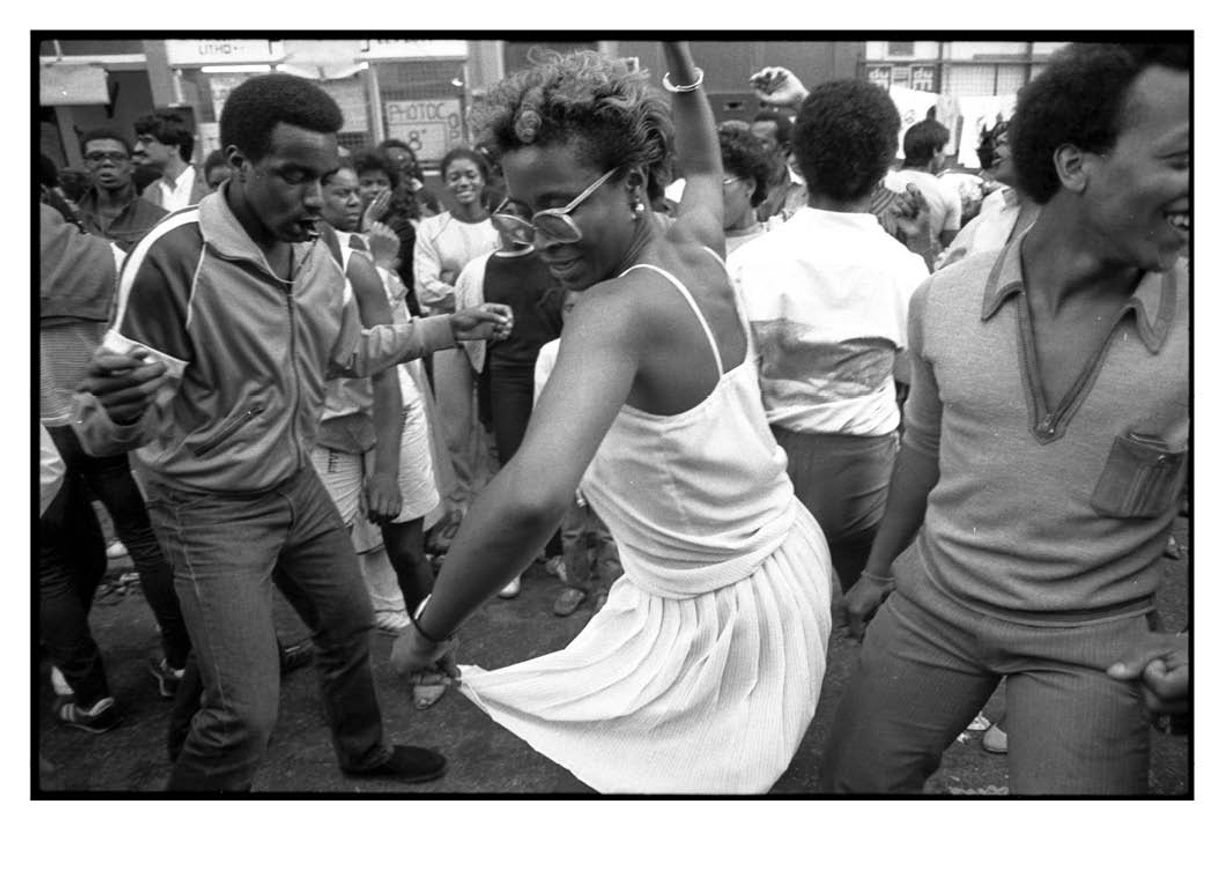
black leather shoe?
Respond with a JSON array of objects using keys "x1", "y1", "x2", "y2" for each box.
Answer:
[
  {"x1": 344, "y1": 745, "x2": 447, "y2": 784},
  {"x1": 278, "y1": 639, "x2": 315, "y2": 675}
]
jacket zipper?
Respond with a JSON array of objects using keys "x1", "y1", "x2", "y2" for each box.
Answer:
[
  {"x1": 285, "y1": 287, "x2": 303, "y2": 473},
  {"x1": 193, "y1": 404, "x2": 265, "y2": 457}
]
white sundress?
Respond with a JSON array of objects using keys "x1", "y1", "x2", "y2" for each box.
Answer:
[{"x1": 458, "y1": 254, "x2": 833, "y2": 794}]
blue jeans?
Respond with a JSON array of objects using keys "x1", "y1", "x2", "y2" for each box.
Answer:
[
  {"x1": 820, "y1": 572, "x2": 1154, "y2": 795},
  {"x1": 146, "y1": 466, "x2": 393, "y2": 792}
]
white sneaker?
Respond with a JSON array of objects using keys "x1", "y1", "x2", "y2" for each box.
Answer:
[
  {"x1": 50, "y1": 666, "x2": 72, "y2": 697},
  {"x1": 543, "y1": 557, "x2": 567, "y2": 583},
  {"x1": 373, "y1": 610, "x2": 411, "y2": 633},
  {"x1": 498, "y1": 576, "x2": 521, "y2": 599}
]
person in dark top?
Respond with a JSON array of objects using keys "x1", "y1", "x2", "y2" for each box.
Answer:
[
  {"x1": 355, "y1": 148, "x2": 420, "y2": 312},
  {"x1": 75, "y1": 128, "x2": 169, "y2": 252},
  {"x1": 483, "y1": 201, "x2": 565, "y2": 463},
  {"x1": 455, "y1": 196, "x2": 565, "y2": 597}
]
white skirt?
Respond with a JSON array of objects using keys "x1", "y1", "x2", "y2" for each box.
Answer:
[{"x1": 457, "y1": 509, "x2": 833, "y2": 794}]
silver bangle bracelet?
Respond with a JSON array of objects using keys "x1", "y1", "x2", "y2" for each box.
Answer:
[
  {"x1": 410, "y1": 594, "x2": 452, "y2": 645},
  {"x1": 860, "y1": 570, "x2": 896, "y2": 585},
  {"x1": 663, "y1": 67, "x2": 704, "y2": 93}
]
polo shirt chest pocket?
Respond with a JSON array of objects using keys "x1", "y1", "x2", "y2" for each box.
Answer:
[{"x1": 1090, "y1": 432, "x2": 1187, "y2": 519}]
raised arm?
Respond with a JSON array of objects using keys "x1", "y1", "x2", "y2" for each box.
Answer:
[
  {"x1": 663, "y1": 41, "x2": 724, "y2": 251},
  {"x1": 748, "y1": 66, "x2": 810, "y2": 111}
]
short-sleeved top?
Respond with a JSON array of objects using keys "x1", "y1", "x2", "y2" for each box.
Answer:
[
  {"x1": 730, "y1": 207, "x2": 929, "y2": 437},
  {"x1": 885, "y1": 168, "x2": 963, "y2": 250},
  {"x1": 482, "y1": 251, "x2": 565, "y2": 372},
  {"x1": 903, "y1": 237, "x2": 1188, "y2": 621}
]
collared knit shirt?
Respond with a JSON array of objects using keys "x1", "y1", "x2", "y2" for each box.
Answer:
[{"x1": 903, "y1": 235, "x2": 1188, "y2": 622}]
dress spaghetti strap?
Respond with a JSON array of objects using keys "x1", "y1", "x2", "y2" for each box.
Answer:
[{"x1": 619, "y1": 263, "x2": 725, "y2": 375}]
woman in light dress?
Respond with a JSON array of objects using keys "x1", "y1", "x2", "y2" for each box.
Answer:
[{"x1": 392, "y1": 42, "x2": 833, "y2": 795}]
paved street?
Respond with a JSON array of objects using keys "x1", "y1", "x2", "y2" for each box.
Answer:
[{"x1": 36, "y1": 514, "x2": 1189, "y2": 796}]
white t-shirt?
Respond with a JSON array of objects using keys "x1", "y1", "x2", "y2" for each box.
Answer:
[
  {"x1": 730, "y1": 207, "x2": 929, "y2": 437},
  {"x1": 885, "y1": 168, "x2": 963, "y2": 250}
]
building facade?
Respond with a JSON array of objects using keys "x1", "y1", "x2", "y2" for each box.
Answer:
[{"x1": 38, "y1": 37, "x2": 1068, "y2": 176}]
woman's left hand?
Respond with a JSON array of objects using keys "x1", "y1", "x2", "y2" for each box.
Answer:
[{"x1": 391, "y1": 625, "x2": 460, "y2": 682}]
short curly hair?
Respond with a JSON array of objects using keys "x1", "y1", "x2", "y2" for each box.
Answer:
[
  {"x1": 353, "y1": 148, "x2": 400, "y2": 190},
  {"x1": 719, "y1": 127, "x2": 773, "y2": 208},
  {"x1": 1010, "y1": 42, "x2": 1190, "y2": 205},
  {"x1": 794, "y1": 79, "x2": 899, "y2": 203},
  {"x1": 322, "y1": 156, "x2": 357, "y2": 186},
  {"x1": 219, "y1": 73, "x2": 343, "y2": 163},
  {"x1": 80, "y1": 127, "x2": 132, "y2": 156},
  {"x1": 471, "y1": 49, "x2": 673, "y2": 202}
]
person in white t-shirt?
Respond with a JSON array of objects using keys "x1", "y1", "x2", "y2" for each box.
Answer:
[
  {"x1": 731, "y1": 78, "x2": 930, "y2": 594},
  {"x1": 885, "y1": 115, "x2": 962, "y2": 255}
]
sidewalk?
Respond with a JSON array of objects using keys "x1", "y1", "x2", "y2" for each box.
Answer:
[{"x1": 37, "y1": 517, "x2": 1190, "y2": 795}]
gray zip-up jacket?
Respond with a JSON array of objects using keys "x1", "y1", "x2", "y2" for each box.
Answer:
[{"x1": 71, "y1": 190, "x2": 456, "y2": 494}]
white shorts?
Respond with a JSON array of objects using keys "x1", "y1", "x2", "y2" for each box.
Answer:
[
  {"x1": 310, "y1": 397, "x2": 440, "y2": 528},
  {"x1": 310, "y1": 444, "x2": 364, "y2": 525}
]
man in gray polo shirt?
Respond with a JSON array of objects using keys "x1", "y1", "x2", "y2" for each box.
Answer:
[{"x1": 822, "y1": 41, "x2": 1189, "y2": 795}]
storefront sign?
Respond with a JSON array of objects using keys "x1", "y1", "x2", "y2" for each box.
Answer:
[
  {"x1": 361, "y1": 40, "x2": 467, "y2": 60},
  {"x1": 384, "y1": 99, "x2": 463, "y2": 162},
  {"x1": 166, "y1": 39, "x2": 283, "y2": 67},
  {"x1": 867, "y1": 65, "x2": 892, "y2": 90},
  {"x1": 910, "y1": 65, "x2": 937, "y2": 92}
]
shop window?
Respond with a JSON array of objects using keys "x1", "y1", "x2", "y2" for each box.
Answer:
[{"x1": 338, "y1": 131, "x2": 370, "y2": 153}]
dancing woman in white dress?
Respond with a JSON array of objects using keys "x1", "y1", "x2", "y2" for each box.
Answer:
[{"x1": 392, "y1": 41, "x2": 833, "y2": 794}]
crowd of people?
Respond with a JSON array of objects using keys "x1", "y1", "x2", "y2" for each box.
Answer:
[{"x1": 38, "y1": 39, "x2": 1189, "y2": 795}]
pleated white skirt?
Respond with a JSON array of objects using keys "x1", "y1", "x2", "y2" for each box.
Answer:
[{"x1": 458, "y1": 508, "x2": 833, "y2": 794}]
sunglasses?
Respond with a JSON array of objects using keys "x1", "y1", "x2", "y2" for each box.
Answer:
[{"x1": 491, "y1": 166, "x2": 620, "y2": 245}]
